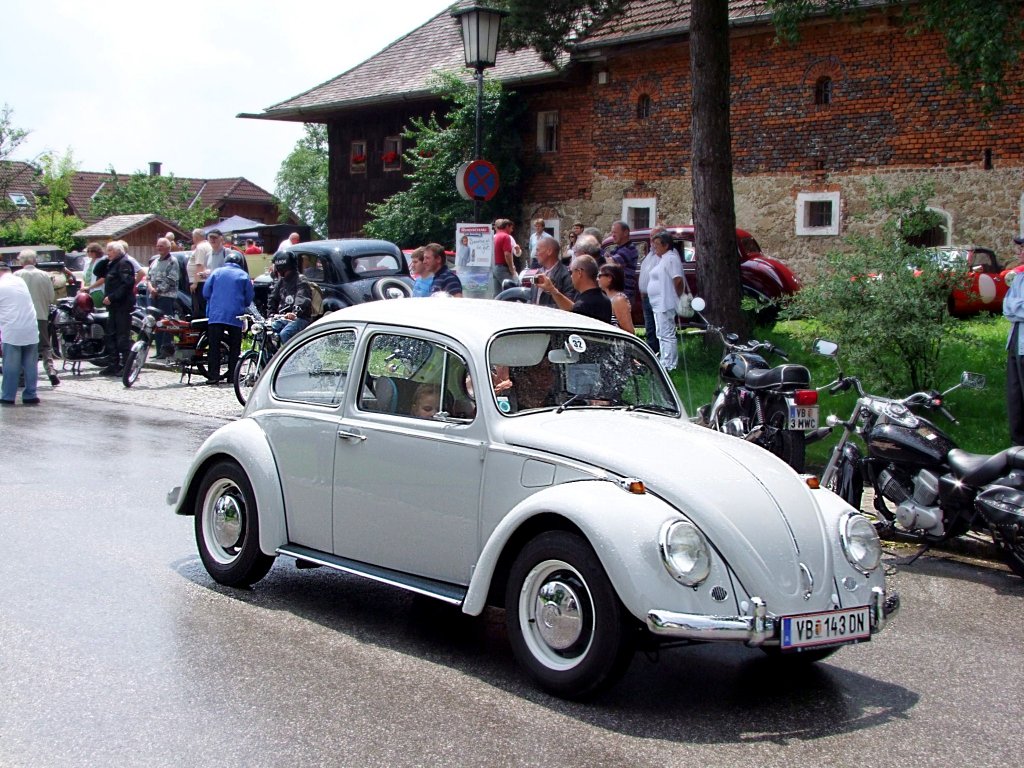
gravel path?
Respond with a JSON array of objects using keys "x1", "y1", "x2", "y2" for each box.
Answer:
[{"x1": 39, "y1": 358, "x2": 244, "y2": 421}]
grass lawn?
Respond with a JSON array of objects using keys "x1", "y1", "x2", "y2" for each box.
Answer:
[{"x1": 664, "y1": 315, "x2": 1012, "y2": 474}]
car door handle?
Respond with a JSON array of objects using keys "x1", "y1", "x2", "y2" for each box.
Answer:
[{"x1": 337, "y1": 428, "x2": 366, "y2": 442}]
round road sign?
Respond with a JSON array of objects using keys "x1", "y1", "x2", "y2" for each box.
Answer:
[{"x1": 456, "y1": 160, "x2": 500, "y2": 202}]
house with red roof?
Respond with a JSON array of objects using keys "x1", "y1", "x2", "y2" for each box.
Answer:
[{"x1": 247, "y1": 0, "x2": 1024, "y2": 274}]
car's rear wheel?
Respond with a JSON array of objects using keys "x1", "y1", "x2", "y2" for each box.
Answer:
[
  {"x1": 505, "y1": 531, "x2": 634, "y2": 699},
  {"x1": 194, "y1": 461, "x2": 274, "y2": 587}
]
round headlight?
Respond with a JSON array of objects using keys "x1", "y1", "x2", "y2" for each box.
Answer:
[
  {"x1": 841, "y1": 513, "x2": 882, "y2": 572},
  {"x1": 660, "y1": 520, "x2": 711, "y2": 586}
]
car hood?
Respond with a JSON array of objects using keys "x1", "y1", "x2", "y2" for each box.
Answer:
[{"x1": 499, "y1": 410, "x2": 832, "y2": 604}]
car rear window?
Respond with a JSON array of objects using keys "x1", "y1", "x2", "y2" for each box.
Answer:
[{"x1": 352, "y1": 253, "x2": 401, "y2": 274}]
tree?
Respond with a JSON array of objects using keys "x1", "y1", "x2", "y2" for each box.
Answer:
[
  {"x1": 275, "y1": 123, "x2": 328, "y2": 237},
  {"x1": 90, "y1": 168, "x2": 217, "y2": 232},
  {"x1": 0, "y1": 104, "x2": 31, "y2": 219},
  {"x1": 788, "y1": 179, "x2": 963, "y2": 392},
  {"x1": 364, "y1": 71, "x2": 524, "y2": 247},
  {"x1": 0, "y1": 149, "x2": 85, "y2": 251}
]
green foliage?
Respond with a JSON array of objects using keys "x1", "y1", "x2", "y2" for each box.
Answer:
[
  {"x1": 786, "y1": 179, "x2": 965, "y2": 393},
  {"x1": 275, "y1": 123, "x2": 327, "y2": 237},
  {"x1": 0, "y1": 149, "x2": 84, "y2": 251},
  {"x1": 766, "y1": 0, "x2": 1024, "y2": 112},
  {"x1": 90, "y1": 167, "x2": 217, "y2": 231},
  {"x1": 495, "y1": 0, "x2": 629, "y2": 63},
  {"x1": 364, "y1": 71, "x2": 524, "y2": 248},
  {"x1": 0, "y1": 104, "x2": 31, "y2": 217}
]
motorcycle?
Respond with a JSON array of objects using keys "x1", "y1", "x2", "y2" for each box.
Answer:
[
  {"x1": 695, "y1": 318, "x2": 828, "y2": 473},
  {"x1": 232, "y1": 313, "x2": 281, "y2": 406},
  {"x1": 817, "y1": 347, "x2": 1024, "y2": 576},
  {"x1": 49, "y1": 292, "x2": 144, "y2": 373},
  {"x1": 153, "y1": 315, "x2": 231, "y2": 384},
  {"x1": 121, "y1": 307, "x2": 164, "y2": 388}
]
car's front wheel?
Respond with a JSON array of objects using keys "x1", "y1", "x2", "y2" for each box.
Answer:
[
  {"x1": 505, "y1": 531, "x2": 634, "y2": 699},
  {"x1": 194, "y1": 461, "x2": 274, "y2": 587}
]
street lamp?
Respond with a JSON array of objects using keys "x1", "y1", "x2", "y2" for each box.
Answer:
[{"x1": 452, "y1": 3, "x2": 507, "y2": 223}]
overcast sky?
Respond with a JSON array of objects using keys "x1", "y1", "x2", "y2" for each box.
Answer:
[{"x1": 5, "y1": 0, "x2": 455, "y2": 193}]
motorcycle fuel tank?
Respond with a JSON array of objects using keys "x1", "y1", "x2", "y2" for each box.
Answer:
[
  {"x1": 719, "y1": 352, "x2": 768, "y2": 385},
  {"x1": 867, "y1": 421, "x2": 955, "y2": 467}
]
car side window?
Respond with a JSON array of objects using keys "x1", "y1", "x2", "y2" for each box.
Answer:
[
  {"x1": 972, "y1": 250, "x2": 995, "y2": 272},
  {"x1": 358, "y1": 332, "x2": 475, "y2": 422},
  {"x1": 300, "y1": 254, "x2": 326, "y2": 281},
  {"x1": 272, "y1": 330, "x2": 356, "y2": 405}
]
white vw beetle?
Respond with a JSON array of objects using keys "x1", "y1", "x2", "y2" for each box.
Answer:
[{"x1": 169, "y1": 299, "x2": 898, "y2": 698}]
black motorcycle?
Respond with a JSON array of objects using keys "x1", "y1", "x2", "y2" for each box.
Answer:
[
  {"x1": 817, "y1": 354, "x2": 1024, "y2": 577},
  {"x1": 49, "y1": 293, "x2": 144, "y2": 373},
  {"x1": 696, "y1": 323, "x2": 827, "y2": 473}
]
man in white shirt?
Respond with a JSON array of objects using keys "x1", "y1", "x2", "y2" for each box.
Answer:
[
  {"x1": 0, "y1": 261, "x2": 41, "y2": 404},
  {"x1": 187, "y1": 228, "x2": 213, "y2": 318},
  {"x1": 647, "y1": 231, "x2": 686, "y2": 371}
]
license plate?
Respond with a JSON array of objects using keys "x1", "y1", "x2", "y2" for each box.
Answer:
[
  {"x1": 781, "y1": 606, "x2": 870, "y2": 650},
  {"x1": 788, "y1": 404, "x2": 819, "y2": 430}
]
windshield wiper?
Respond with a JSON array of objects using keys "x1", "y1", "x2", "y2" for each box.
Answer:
[
  {"x1": 625, "y1": 403, "x2": 679, "y2": 415},
  {"x1": 556, "y1": 393, "x2": 587, "y2": 413}
]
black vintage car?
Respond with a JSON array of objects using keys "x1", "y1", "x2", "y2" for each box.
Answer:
[{"x1": 253, "y1": 239, "x2": 412, "y2": 317}]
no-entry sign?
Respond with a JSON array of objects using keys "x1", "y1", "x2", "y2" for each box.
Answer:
[{"x1": 456, "y1": 160, "x2": 500, "y2": 202}]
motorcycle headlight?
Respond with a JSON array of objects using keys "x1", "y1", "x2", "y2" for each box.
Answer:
[
  {"x1": 841, "y1": 513, "x2": 882, "y2": 573},
  {"x1": 659, "y1": 520, "x2": 711, "y2": 586}
]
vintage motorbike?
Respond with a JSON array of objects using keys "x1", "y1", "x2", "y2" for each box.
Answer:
[
  {"x1": 817, "y1": 347, "x2": 1024, "y2": 576},
  {"x1": 121, "y1": 307, "x2": 164, "y2": 388},
  {"x1": 49, "y1": 292, "x2": 144, "y2": 373},
  {"x1": 695, "y1": 320, "x2": 828, "y2": 473},
  {"x1": 154, "y1": 315, "x2": 231, "y2": 384},
  {"x1": 233, "y1": 313, "x2": 281, "y2": 406}
]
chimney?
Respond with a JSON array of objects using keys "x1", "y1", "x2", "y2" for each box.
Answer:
[{"x1": 149, "y1": 161, "x2": 162, "y2": 176}]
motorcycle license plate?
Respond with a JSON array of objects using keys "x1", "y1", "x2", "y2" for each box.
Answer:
[
  {"x1": 788, "y1": 404, "x2": 818, "y2": 430},
  {"x1": 780, "y1": 606, "x2": 870, "y2": 650}
]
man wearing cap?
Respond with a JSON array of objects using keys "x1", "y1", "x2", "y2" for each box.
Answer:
[
  {"x1": 0, "y1": 261, "x2": 41, "y2": 404},
  {"x1": 1004, "y1": 235, "x2": 1024, "y2": 445},
  {"x1": 15, "y1": 249, "x2": 60, "y2": 386}
]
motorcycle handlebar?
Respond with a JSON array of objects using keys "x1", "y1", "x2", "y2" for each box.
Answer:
[{"x1": 939, "y1": 405, "x2": 959, "y2": 426}]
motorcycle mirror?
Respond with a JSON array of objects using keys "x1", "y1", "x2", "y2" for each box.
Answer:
[
  {"x1": 812, "y1": 338, "x2": 839, "y2": 357},
  {"x1": 690, "y1": 297, "x2": 706, "y2": 313},
  {"x1": 960, "y1": 371, "x2": 986, "y2": 390}
]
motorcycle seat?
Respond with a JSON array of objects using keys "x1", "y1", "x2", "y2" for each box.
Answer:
[
  {"x1": 744, "y1": 364, "x2": 811, "y2": 391},
  {"x1": 947, "y1": 446, "x2": 1024, "y2": 486},
  {"x1": 86, "y1": 311, "x2": 109, "y2": 323}
]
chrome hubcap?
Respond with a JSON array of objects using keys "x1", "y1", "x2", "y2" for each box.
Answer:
[
  {"x1": 212, "y1": 493, "x2": 244, "y2": 549},
  {"x1": 535, "y1": 580, "x2": 583, "y2": 650}
]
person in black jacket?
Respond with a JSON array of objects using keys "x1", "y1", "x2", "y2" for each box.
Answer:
[
  {"x1": 100, "y1": 241, "x2": 136, "y2": 375},
  {"x1": 267, "y1": 250, "x2": 313, "y2": 344}
]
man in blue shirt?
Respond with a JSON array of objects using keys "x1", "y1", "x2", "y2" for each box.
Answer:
[
  {"x1": 202, "y1": 252, "x2": 253, "y2": 385},
  {"x1": 423, "y1": 243, "x2": 463, "y2": 297},
  {"x1": 1004, "y1": 236, "x2": 1024, "y2": 445}
]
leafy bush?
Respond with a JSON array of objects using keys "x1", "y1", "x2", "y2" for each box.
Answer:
[{"x1": 787, "y1": 179, "x2": 966, "y2": 392}]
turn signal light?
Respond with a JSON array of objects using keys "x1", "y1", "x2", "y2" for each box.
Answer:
[
  {"x1": 794, "y1": 390, "x2": 818, "y2": 406},
  {"x1": 803, "y1": 476, "x2": 821, "y2": 489}
]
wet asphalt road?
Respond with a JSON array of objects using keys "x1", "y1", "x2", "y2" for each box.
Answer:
[{"x1": 1, "y1": 393, "x2": 1023, "y2": 768}]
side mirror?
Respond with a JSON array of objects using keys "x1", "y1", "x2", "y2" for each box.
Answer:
[
  {"x1": 690, "y1": 297, "x2": 706, "y2": 313},
  {"x1": 960, "y1": 371, "x2": 986, "y2": 390},
  {"x1": 813, "y1": 338, "x2": 839, "y2": 357}
]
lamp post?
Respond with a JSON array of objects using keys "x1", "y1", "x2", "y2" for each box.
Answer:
[{"x1": 452, "y1": 3, "x2": 507, "y2": 223}]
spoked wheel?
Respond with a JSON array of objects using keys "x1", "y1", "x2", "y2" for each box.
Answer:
[
  {"x1": 233, "y1": 350, "x2": 261, "y2": 406},
  {"x1": 194, "y1": 461, "x2": 274, "y2": 587},
  {"x1": 824, "y1": 457, "x2": 865, "y2": 513},
  {"x1": 505, "y1": 531, "x2": 634, "y2": 699},
  {"x1": 121, "y1": 340, "x2": 148, "y2": 387},
  {"x1": 195, "y1": 335, "x2": 231, "y2": 380},
  {"x1": 763, "y1": 402, "x2": 806, "y2": 473}
]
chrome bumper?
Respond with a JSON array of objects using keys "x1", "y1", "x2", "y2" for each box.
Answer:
[{"x1": 646, "y1": 587, "x2": 900, "y2": 645}]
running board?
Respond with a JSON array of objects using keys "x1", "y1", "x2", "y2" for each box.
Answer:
[{"x1": 276, "y1": 544, "x2": 467, "y2": 606}]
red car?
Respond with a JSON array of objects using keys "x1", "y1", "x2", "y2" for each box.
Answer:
[
  {"x1": 926, "y1": 246, "x2": 1013, "y2": 316},
  {"x1": 603, "y1": 226, "x2": 802, "y2": 322}
]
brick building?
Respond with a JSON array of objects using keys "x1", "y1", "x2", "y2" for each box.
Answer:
[{"x1": 252, "y1": 0, "x2": 1024, "y2": 275}]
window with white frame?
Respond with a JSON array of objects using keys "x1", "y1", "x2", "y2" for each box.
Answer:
[
  {"x1": 795, "y1": 191, "x2": 841, "y2": 236},
  {"x1": 536, "y1": 111, "x2": 558, "y2": 153},
  {"x1": 7, "y1": 193, "x2": 30, "y2": 208},
  {"x1": 350, "y1": 140, "x2": 367, "y2": 173},
  {"x1": 382, "y1": 136, "x2": 402, "y2": 171},
  {"x1": 621, "y1": 198, "x2": 656, "y2": 232}
]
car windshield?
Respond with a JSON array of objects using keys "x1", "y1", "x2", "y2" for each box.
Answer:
[
  {"x1": 487, "y1": 329, "x2": 680, "y2": 416},
  {"x1": 927, "y1": 248, "x2": 967, "y2": 269}
]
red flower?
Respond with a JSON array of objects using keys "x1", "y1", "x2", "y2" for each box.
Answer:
[
  {"x1": 351, "y1": 154, "x2": 366, "y2": 164},
  {"x1": 382, "y1": 150, "x2": 399, "y2": 165},
  {"x1": 418, "y1": 149, "x2": 434, "y2": 158}
]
